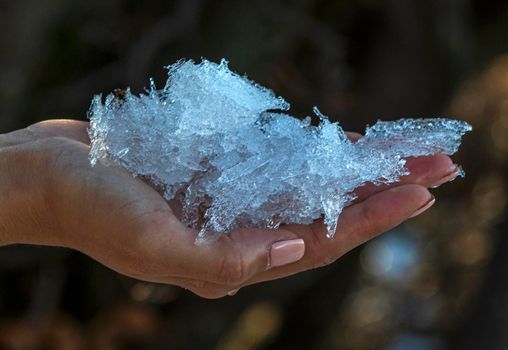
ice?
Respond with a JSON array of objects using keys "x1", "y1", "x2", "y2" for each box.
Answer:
[{"x1": 88, "y1": 59, "x2": 472, "y2": 240}]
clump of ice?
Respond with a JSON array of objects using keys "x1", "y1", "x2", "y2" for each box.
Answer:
[{"x1": 88, "y1": 59, "x2": 471, "y2": 240}]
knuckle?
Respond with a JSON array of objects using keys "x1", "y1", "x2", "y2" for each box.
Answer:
[
  {"x1": 303, "y1": 222, "x2": 344, "y2": 269},
  {"x1": 22, "y1": 138, "x2": 74, "y2": 191},
  {"x1": 30, "y1": 137, "x2": 86, "y2": 176},
  {"x1": 360, "y1": 202, "x2": 378, "y2": 225},
  {"x1": 306, "y1": 232, "x2": 346, "y2": 270},
  {"x1": 10, "y1": 137, "x2": 74, "y2": 166},
  {"x1": 214, "y1": 252, "x2": 248, "y2": 287},
  {"x1": 45, "y1": 138, "x2": 76, "y2": 168},
  {"x1": 354, "y1": 203, "x2": 385, "y2": 240},
  {"x1": 308, "y1": 222, "x2": 328, "y2": 248}
]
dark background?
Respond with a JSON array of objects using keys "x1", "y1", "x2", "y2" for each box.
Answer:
[{"x1": 1, "y1": 0, "x2": 508, "y2": 349}]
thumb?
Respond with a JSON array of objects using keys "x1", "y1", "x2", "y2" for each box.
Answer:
[
  {"x1": 188, "y1": 227, "x2": 305, "y2": 287},
  {"x1": 153, "y1": 224, "x2": 304, "y2": 298}
]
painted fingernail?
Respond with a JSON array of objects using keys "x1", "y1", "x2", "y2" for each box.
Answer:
[
  {"x1": 430, "y1": 164, "x2": 460, "y2": 188},
  {"x1": 227, "y1": 289, "x2": 239, "y2": 296},
  {"x1": 409, "y1": 195, "x2": 436, "y2": 218},
  {"x1": 269, "y1": 239, "x2": 305, "y2": 268},
  {"x1": 448, "y1": 164, "x2": 460, "y2": 174}
]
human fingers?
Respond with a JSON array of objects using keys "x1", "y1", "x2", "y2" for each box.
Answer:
[
  {"x1": 345, "y1": 131, "x2": 362, "y2": 142},
  {"x1": 353, "y1": 154, "x2": 459, "y2": 203},
  {"x1": 243, "y1": 184, "x2": 433, "y2": 285},
  {"x1": 342, "y1": 132, "x2": 459, "y2": 202}
]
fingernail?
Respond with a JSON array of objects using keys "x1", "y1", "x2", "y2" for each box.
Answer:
[
  {"x1": 269, "y1": 239, "x2": 305, "y2": 268},
  {"x1": 430, "y1": 164, "x2": 460, "y2": 188},
  {"x1": 409, "y1": 195, "x2": 436, "y2": 218},
  {"x1": 450, "y1": 163, "x2": 460, "y2": 171},
  {"x1": 227, "y1": 289, "x2": 239, "y2": 296}
]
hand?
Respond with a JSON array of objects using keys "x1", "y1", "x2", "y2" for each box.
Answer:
[{"x1": 0, "y1": 120, "x2": 458, "y2": 298}]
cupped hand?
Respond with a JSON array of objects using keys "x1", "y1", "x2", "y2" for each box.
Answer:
[{"x1": 0, "y1": 120, "x2": 459, "y2": 298}]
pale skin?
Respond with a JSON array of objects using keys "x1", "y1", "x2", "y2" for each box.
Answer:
[{"x1": 0, "y1": 120, "x2": 459, "y2": 298}]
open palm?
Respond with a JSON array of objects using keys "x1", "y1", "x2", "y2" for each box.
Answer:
[{"x1": 0, "y1": 120, "x2": 457, "y2": 298}]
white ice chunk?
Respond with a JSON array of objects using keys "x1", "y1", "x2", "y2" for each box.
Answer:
[{"x1": 88, "y1": 59, "x2": 472, "y2": 240}]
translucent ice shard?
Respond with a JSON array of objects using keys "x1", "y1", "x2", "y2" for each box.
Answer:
[{"x1": 88, "y1": 59, "x2": 472, "y2": 240}]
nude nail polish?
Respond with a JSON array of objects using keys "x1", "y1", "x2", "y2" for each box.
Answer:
[
  {"x1": 430, "y1": 164, "x2": 460, "y2": 188},
  {"x1": 409, "y1": 195, "x2": 436, "y2": 218},
  {"x1": 269, "y1": 239, "x2": 305, "y2": 268}
]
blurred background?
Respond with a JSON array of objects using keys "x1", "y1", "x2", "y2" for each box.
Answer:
[{"x1": 0, "y1": 0, "x2": 507, "y2": 349}]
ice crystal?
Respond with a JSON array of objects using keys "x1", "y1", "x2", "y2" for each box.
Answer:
[{"x1": 88, "y1": 59, "x2": 471, "y2": 240}]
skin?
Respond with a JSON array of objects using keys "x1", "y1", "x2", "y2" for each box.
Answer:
[{"x1": 0, "y1": 120, "x2": 458, "y2": 298}]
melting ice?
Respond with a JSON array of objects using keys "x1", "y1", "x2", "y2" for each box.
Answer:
[{"x1": 88, "y1": 59, "x2": 471, "y2": 240}]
